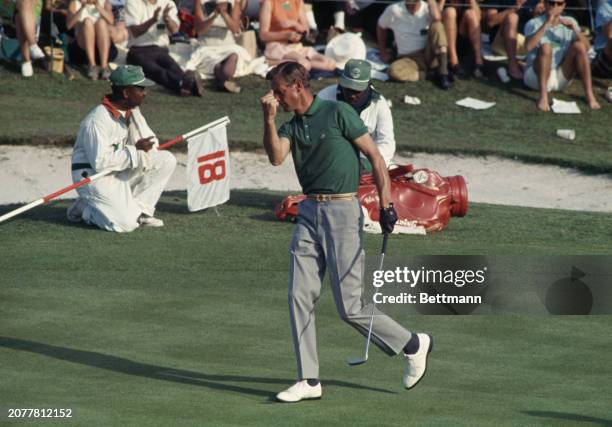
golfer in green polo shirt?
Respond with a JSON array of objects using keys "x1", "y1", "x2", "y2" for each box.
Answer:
[{"x1": 261, "y1": 61, "x2": 434, "y2": 403}]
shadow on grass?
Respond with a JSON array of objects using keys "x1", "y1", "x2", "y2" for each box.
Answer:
[
  {"x1": 522, "y1": 410, "x2": 612, "y2": 426},
  {"x1": 0, "y1": 336, "x2": 396, "y2": 399},
  {"x1": 0, "y1": 189, "x2": 286, "y2": 226}
]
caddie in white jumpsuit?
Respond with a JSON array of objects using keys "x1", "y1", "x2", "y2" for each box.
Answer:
[{"x1": 67, "y1": 65, "x2": 176, "y2": 232}]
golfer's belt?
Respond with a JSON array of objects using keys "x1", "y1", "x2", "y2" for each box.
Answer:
[{"x1": 306, "y1": 192, "x2": 357, "y2": 202}]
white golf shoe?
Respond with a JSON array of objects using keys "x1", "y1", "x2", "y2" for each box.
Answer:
[
  {"x1": 276, "y1": 380, "x2": 322, "y2": 403},
  {"x1": 138, "y1": 215, "x2": 164, "y2": 228},
  {"x1": 403, "y1": 333, "x2": 433, "y2": 389}
]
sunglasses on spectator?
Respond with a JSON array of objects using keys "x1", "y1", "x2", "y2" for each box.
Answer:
[{"x1": 548, "y1": 0, "x2": 565, "y2": 5}]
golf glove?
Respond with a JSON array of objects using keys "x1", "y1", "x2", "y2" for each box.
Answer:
[{"x1": 379, "y1": 204, "x2": 398, "y2": 233}]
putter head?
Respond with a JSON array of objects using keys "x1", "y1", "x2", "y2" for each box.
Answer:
[{"x1": 347, "y1": 356, "x2": 367, "y2": 366}]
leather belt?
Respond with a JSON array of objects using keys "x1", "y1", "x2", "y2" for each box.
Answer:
[
  {"x1": 306, "y1": 192, "x2": 356, "y2": 202},
  {"x1": 71, "y1": 163, "x2": 92, "y2": 171}
]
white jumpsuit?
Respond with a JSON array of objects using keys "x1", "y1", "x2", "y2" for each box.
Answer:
[{"x1": 70, "y1": 98, "x2": 176, "y2": 232}]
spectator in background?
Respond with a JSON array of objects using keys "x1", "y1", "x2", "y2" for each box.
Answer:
[
  {"x1": 14, "y1": 0, "x2": 46, "y2": 77},
  {"x1": 482, "y1": 0, "x2": 544, "y2": 80},
  {"x1": 442, "y1": 0, "x2": 484, "y2": 78},
  {"x1": 66, "y1": 0, "x2": 114, "y2": 79},
  {"x1": 124, "y1": 0, "x2": 203, "y2": 96},
  {"x1": 346, "y1": 0, "x2": 388, "y2": 40},
  {"x1": 318, "y1": 58, "x2": 395, "y2": 171},
  {"x1": 591, "y1": 0, "x2": 612, "y2": 80},
  {"x1": 259, "y1": 0, "x2": 336, "y2": 71},
  {"x1": 523, "y1": 0, "x2": 600, "y2": 110},
  {"x1": 377, "y1": 0, "x2": 452, "y2": 90},
  {"x1": 108, "y1": 0, "x2": 129, "y2": 45},
  {"x1": 192, "y1": 0, "x2": 243, "y2": 92}
]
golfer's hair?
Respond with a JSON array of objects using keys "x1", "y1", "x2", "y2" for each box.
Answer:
[{"x1": 266, "y1": 61, "x2": 310, "y2": 89}]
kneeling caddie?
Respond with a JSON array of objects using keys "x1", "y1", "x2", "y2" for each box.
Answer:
[{"x1": 68, "y1": 65, "x2": 177, "y2": 232}]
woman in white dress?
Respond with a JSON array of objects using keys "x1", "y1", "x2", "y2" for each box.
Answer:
[
  {"x1": 192, "y1": 0, "x2": 245, "y2": 92},
  {"x1": 66, "y1": 0, "x2": 114, "y2": 79}
]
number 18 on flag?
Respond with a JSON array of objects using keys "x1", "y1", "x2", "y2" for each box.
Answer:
[{"x1": 187, "y1": 122, "x2": 230, "y2": 212}]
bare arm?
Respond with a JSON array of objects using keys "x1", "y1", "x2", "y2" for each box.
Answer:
[
  {"x1": 525, "y1": 14, "x2": 553, "y2": 51},
  {"x1": 377, "y1": 24, "x2": 392, "y2": 63},
  {"x1": 260, "y1": 90, "x2": 291, "y2": 165},
  {"x1": 216, "y1": 1, "x2": 241, "y2": 34},
  {"x1": 162, "y1": 4, "x2": 179, "y2": 34},
  {"x1": 560, "y1": 16, "x2": 590, "y2": 48},
  {"x1": 96, "y1": 0, "x2": 114, "y2": 25},
  {"x1": 604, "y1": 20, "x2": 612, "y2": 39},
  {"x1": 259, "y1": 0, "x2": 301, "y2": 42},
  {"x1": 128, "y1": 6, "x2": 160, "y2": 38},
  {"x1": 297, "y1": 0, "x2": 309, "y2": 33},
  {"x1": 193, "y1": 0, "x2": 218, "y2": 35},
  {"x1": 352, "y1": 133, "x2": 392, "y2": 208},
  {"x1": 485, "y1": 0, "x2": 525, "y2": 27},
  {"x1": 428, "y1": 0, "x2": 442, "y2": 22},
  {"x1": 66, "y1": 0, "x2": 85, "y2": 30}
]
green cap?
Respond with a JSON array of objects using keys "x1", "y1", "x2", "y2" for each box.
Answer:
[
  {"x1": 339, "y1": 59, "x2": 371, "y2": 91},
  {"x1": 109, "y1": 65, "x2": 155, "y2": 87}
]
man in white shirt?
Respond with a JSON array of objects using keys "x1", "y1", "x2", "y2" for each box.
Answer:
[
  {"x1": 318, "y1": 59, "x2": 396, "y2": 170},
  {"x1": 124, "y1": 0, "x2": 203, "y2": 96},
  {"x1": 68, "y1": 65, "x2": 177, "y2": 232},
  {"x1": 377, "y1": 0, "x2": 452, "y2": 89}
]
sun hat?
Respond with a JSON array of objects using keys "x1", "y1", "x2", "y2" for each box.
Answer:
[{"x1": 324, "y1": 32, "x2": 367, "y2": 70}]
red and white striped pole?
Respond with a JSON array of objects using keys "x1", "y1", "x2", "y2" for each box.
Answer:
[{"x1": 0, "y1": 116, "x2": 230, "y2": 224}]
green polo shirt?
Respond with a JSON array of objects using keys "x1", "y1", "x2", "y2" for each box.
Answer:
[{"x1": 278, "y1": 96, "x2": 368, "y2": 194}]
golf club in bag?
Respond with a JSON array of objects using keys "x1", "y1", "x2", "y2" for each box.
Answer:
[{"x1": 347, "y1": 231, "x2": 389, "y2": 366}]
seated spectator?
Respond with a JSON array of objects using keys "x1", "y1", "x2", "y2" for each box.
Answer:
[
  {"x1": 317, "y1": 58, "x2": 395, "y2": 170},
  {"x1": 591, "y1": 0, "x2": 612, "y2": 79},
  {"x1": 482, "y1": 0, "x2": 544, "y2": 80},
  {"x1": 68, "y1": 65, "x2": 177, "y2": 232},
  {"x1": 442, "y1": 0, "x2": 483, "y2": 78},
  {"x1": 124, "y1": 0, "x2": 202, "y2": 96},
  {"x1": 192, "y1": 0, "x2": 244, "y2": 92},
  {"x1": 377, "y1": 0, "x2": 452, "y2": 90},
  {"x1": 14, "y1": 0, "x2": 46, "y2": 77},
  {"x1": 66, "y1": 0, "x2": 114, "y2": 79},
  {"x1": 523, "y1": 0, "x2": 600, "y2": 110},
  {"x1": 258, "y1": 0, "x2": 336, "y2": 71}
]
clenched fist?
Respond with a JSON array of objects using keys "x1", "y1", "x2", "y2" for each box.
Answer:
[{"x1": 260, "y1": 90, "x2": 279, "y2": 122}]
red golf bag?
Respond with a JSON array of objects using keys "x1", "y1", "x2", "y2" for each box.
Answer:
[{"x1": 274, "y1": 164, "x2": 468, "y2": 233}]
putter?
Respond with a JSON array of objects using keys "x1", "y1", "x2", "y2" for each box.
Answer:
[{"x1": 347, "y1": 231, "x2": 389, "y2": 366}]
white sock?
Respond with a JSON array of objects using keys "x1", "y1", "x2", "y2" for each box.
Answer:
[
  {"x1": 333, "y1": 11, "x2": 345, "y2": 30},
  {"x1": 306, "y1": 10, "x2": 318, "y2": 31}
]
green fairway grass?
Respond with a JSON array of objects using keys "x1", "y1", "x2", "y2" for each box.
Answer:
[
  {"x1": 0, "y1": 66, "x2": 611, "y2": 173},
  {"x1": 1, "y1": 191, "x2": 611, "y2": 426}
]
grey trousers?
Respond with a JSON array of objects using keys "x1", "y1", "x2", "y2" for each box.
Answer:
[{"x1": 288, "y1": 197, "x2": 412, "y2": 379}]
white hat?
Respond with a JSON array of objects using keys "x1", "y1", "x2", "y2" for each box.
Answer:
[{"x1": 324, "y1": 32, "x2": 367, "y2": 70}]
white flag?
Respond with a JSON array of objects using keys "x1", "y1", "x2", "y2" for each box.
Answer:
[{"x1": 187, "y1": 123, "x2": 230, "y2": 212}]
